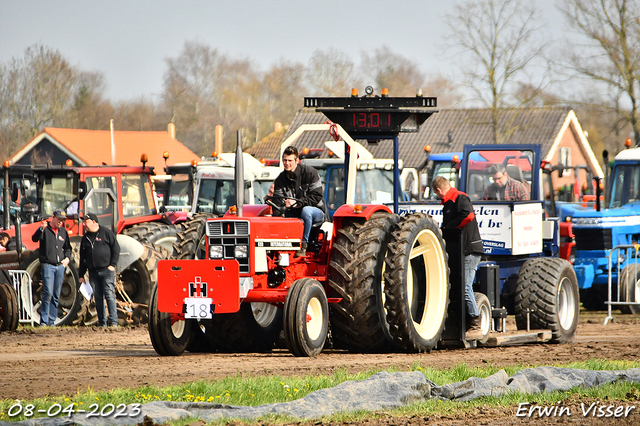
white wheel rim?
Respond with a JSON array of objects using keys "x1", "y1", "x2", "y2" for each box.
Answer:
[
  {"x1": 171, "y1": 319, "x2": 186, "y2": 338},
  {"x1": 479, "y1": 302, "x2": 491, "y2": 335},
  {"x1": 306, "y1": 296, "x2": 323, "y2": 341},
  {"x1": 633, "y1": 278, "x2": 640, "y2": 302},
  {"x1": 251, "y1": 302, "x2": 278, "y2": 328},
  {"x1": 407, "y1": 229, "x2": 448, "y2": 340},
  {"x1": 557, "y1": 277, "x2": 576, "y2": 330}
]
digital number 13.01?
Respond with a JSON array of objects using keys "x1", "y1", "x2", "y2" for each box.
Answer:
[{"x1": 352, "y1": 112, "x2": 390, "y2": 128}]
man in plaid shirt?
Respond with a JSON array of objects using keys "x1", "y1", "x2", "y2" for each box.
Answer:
[{"x1": 482, "y1": 164, "x2": 530, "y2": 201}]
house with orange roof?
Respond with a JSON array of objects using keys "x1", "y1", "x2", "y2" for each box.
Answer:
[{"x1": 7, "y1": 124, "x2": 199, "y2": 173}]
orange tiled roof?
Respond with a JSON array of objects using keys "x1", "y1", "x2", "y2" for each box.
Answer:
[{"x1": 14, "y1": 127, "x2": 199, "y2": 172}]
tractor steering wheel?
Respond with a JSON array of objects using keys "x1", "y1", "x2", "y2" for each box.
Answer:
[{"x1": 264, "y1": 195, "x2": 304, "y2": 210}]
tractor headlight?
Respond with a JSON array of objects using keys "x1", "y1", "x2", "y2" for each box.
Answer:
[
  {"x1": 209, "y1": 245, "x2": 223, "y2": 259},
  {"x1": 235, "y1": 245, "x2": 248, "y2": 258}
]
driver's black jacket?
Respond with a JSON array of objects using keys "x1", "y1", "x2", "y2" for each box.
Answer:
[{"x1": 272, "y1": 163, "x2": 326, "y2": 217}]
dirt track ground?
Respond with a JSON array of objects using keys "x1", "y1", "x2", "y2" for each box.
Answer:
[{"x1": 1, "y1": 311, "x2": 639, "y2": 425}]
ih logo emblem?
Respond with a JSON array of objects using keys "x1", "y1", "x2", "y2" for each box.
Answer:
[{"x1": 189, "y1": 276, "x2": 207, "y2": 297}]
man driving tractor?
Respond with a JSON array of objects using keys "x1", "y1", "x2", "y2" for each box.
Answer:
[{"x1": 271, "y1": 146, "x2": 327, "y2": 257}]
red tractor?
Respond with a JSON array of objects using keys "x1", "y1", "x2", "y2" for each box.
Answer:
[
  {"x1": 1, "y1": 157, "x2": 172, "y2": 326},
  {"x1": 151, "y1": 94, "x2": 451, "y2": 356}
]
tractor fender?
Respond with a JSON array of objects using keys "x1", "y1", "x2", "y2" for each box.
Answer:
[
  {"x1": 116, "y1": 234, "x2": 145, "y2": 273},
  {"x1": 574, "y1": 263, "x2": 595, "y2": 289},
  {"x1": 332, "y1": 204, "x2": 393, "y2": 234}
]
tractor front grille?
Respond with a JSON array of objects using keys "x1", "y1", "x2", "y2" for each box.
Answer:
[
  {"x1": 207, "y1": 220, "x2": 250, "y2": 273},
  {"x1": 573, "y1": 228, "x2": 612, "y2": 251}
]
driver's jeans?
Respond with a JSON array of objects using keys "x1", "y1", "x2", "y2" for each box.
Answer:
[{"x1": 298, "y1": 206, "x2": 324, "y2": 243}]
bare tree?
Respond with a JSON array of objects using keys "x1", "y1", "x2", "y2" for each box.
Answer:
[
  {"x1": 360, "y1": 46, "x2": 425, "y2": 97},
  {"x1": 262, "y1": 60, "x2": 307, "y2": 126},
  {"x1": 305, "y1": 48, "x2": 362, "y2": 96},
  {"x1": 445, "y1": 0, "x2": 547, "y2": 143},
  {"x1": 560, "y1": 0, "x2": 640, "y2": 147},
  {"x1": 0, "y1": 44, "x2": 109, "y2": 158}
]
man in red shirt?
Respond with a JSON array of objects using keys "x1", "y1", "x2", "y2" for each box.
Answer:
[{"x1": 432, "y1": 176, "x2": 484, "y2": 340}]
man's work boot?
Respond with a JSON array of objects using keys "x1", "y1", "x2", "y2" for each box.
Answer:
[
  {"x1": 295, "y1": 242, "x2": 307, "y2": 257},
  {"x1": 465, "y1": 315, "x2": 484, "y2": 341}
]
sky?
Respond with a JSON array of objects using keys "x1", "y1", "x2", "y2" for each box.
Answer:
[{"x1": 0, "y1": 0, "x2": 566, "y2": 103}]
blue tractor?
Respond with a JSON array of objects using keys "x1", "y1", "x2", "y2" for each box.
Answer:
[{"x1": 571, "y1": 148, "x2": 640, "y2": 314}]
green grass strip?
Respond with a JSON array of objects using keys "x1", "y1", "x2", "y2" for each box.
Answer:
[{"x1": 1, "y1": 359, "x2": 639, "y2": 424}]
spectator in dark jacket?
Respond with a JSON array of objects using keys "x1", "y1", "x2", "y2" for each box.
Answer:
[
  {"x1": 272, "y1": 146, "x2": 327, "y2": 257},
  {"x1": 432, "y1": 176, "x2": 484, "y2": 340},
  {"x1": 31, "y1": 209, "x2": 71, "y2": 326},
  {"x1": 78, "y1": 213, "x2": 120, "y2": 327}
]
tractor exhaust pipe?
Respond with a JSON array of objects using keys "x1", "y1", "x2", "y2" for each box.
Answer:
[
  {"x1": 3, "y1": 163, "x2": 10, "y2": 230},
  {"x1": 235, "y1": 130, "x2": 244, "y2": 217}
]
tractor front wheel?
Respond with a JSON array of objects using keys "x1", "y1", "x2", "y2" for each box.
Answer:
[
  {"x1": 148, "y1": 285, "x2": 192, "y2": 356},
  {"x1": 284, "y1": 278, "x2": 328, "y2": 357},
  {"x1": 383, "y1": 213, "x2": 449, "y2": 353}
]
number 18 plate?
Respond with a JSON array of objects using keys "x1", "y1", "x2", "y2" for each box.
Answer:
[{"x1": 184, "y1": 297, "x2": 213, "y2": 319}]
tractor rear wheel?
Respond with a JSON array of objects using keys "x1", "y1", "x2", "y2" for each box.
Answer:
[
  {"x1": 514, "y1": 258, "x2": 579, "y2": 343},
  {"x1": 474, "y1": 292, "x2": 491, "y2": 344},
  {"x1": 19, "y1": 253, "x2": 85, "y2": 326},
  {"x1": 283, "y1": 278, "x2": 328, "y2": 357},
  {"x1": 148, "y1": 284, "x2": 191, "y2": 356},
  {"x1": 327, "y1": 211, "x2": 400, "y2": 352},
  {"x1": 172, "y1": 213, "x2": 215, "y2": 259},
  {"x1": 0, "y1": 282, "x2": 19, "y2": 331},
  {"x1": 81, "y1": 244, "x2": 163, "y2": 326},
  {"x1": 123, "y1": 222, "x2": 177, "y2": 253},
  {"x1": 619, "y1": 264, "x2": 640, "y2": 314},
  {"x1": 383, "y1": 213, "x2": 449, "y2": 353}
]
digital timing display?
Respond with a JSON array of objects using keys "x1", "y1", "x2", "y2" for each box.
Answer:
[{"x1": 305, "y1": 95, "x2": 437, "y2": 135}]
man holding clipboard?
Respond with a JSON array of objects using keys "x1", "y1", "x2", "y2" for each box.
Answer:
[{"x1": 78, "y1": 213, "x2": 120, "y2": 327}]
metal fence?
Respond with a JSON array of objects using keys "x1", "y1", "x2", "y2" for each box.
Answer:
[
  {"x1": 605, "y1": 245, "x2": 640, "y2": 325},
  {"x1": 8, "y1": 270, "x2": 35, "y2": 326}
]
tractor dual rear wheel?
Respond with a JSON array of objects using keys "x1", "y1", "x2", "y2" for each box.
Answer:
[
  {"x1": 383, "y1": 213, "x2": 449, "y2": 353},
  {"x1": 514, "y1": 257, "x2": 579, "y2": 343},
  {"x1": 284, "y1": 278, "x2": 328, "y2": 357},
  {"x1": 0, "y1": 281, "x2": 19, "y2": 331},
  {"x1": 327, "y1": 211, "x2": 400, "y2": 352}
]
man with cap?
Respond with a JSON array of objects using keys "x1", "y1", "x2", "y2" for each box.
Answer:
[
  {"x1": 31, "y1": 209, "x2": 72, "y2": 326},
  {"x1": 78, "y1": 213, "x2": 120, "y2": 327}
]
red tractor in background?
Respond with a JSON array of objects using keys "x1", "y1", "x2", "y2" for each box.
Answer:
[
  {"x1": 150, "y1": 93, "x2": 451, "y2": 356},
  {"x1": 1, "y1": 157, "x2": 173, "y2": 326}
]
